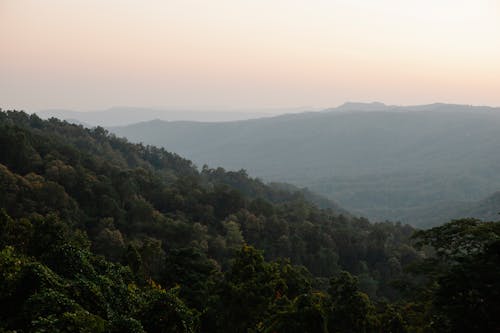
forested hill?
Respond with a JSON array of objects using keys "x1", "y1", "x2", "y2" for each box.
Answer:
[
  {"x1": 2, "y1": 110, "x2": 500, "y2": 332},
  {"x1": 1, "y1": 110, "x2": 408, "y2": 284},
  {"x1": 110, "y1": 103, "x2": 500, "y2": 227}
]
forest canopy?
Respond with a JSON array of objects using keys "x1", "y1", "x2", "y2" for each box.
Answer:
[{"x1": 1, "y1": 110, "x2": 499, "y2": 332}]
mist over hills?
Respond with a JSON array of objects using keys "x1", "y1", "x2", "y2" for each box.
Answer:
[
  {"x1": 110, "y1": 102, "x2": 500, "y2": 227},
  {"x1": 36, "y1": 106, "x2": 320, "y2": 127}
]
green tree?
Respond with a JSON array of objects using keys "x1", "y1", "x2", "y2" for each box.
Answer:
[
  {"x1": 264, "y1": 292, "x2": 329, "y2": 333},
  {"x1": 327, "y1": 271, "x2": 377, "y2": 333},
  {"x1": 413, "y1": 219, "x2": 500, "y2": 332},
  {"x1": 137, "y1": 288, "x2": 197, "y2": 333},
  {"x1": 162, "y1": 247, "x2": 219, "y2": 310},
  {"x1": 216, "y1": 245, "x2": 283, "y2": 332}
]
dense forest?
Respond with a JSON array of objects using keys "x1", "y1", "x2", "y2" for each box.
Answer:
[{"x1": 1, "y1": 110, "x2": 499, "y2": 332}]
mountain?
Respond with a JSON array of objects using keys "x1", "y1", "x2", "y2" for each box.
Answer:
[
  {"x1": 110, "y1": 102, "x2": 500, "y2": 227},
  {"x1": 463, "y1": 191, "x2": 500, "y2": 221},
  {"x1": 333, "y1": 101, "x2": 392, "y2": 112},
  {"x1": 1, "y1": 110, "x2": 419, "y2": 284},
  {"x1": 0, "y1": 110, "x2": 423, "y2": 331},
  {"x1": 36, "y1": 106, "x2": 320, "y2": 127},
  {"x1": 3, "y1": 110, "x2": 500, "y2": 332}
]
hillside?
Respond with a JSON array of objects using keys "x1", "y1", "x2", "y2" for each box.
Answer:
[
  {"x1": 463, "y1": 191, "x2": 500, "y2": 221},
  {"x1": 110, "y1": 103, "x2": 500, "y2": 227},
  {"x1": 2, "y1": 110, "x2": 500, "y2": 332},
  {"x1": 0, "y1": 110, "x2": 421, "y2": 331}
]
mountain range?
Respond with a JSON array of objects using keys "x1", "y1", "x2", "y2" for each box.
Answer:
[
  {"x1": 108, "y1": 102, "x2": 500, "y2": 227},
  {"x1": 36, "y1": 106, "x2": 320, "y2": 127}
]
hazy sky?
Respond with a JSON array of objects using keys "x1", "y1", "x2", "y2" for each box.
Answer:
[{"x1": 1, "y1": 0, "x2": 499, "y2": 111}]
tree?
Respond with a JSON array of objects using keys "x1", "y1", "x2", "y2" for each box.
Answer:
[
  {"x1": 137, "y1": 288, "x2": 197, "y2": 333},
  {"x1": 413, "y1": 219, "x2": 500, "y2": 332},
  {"x1": 139, "y1": 237, "x2": 166, "y2": 281},
  {"x1": 215, "y1": 245, "x2": 283, "y2": 332},
  {"x1": 327, "y1": 271, "x2": 377, "y2": 333},
  {"x1": 264, "y1": 293, "x2": 329, "y2": 333},
  {"x1": 93, "y1": 228, "x2": 126, "y2": 261},
  {"x1": 162, "y1": 247, "x2": 219, "y2": 310}
]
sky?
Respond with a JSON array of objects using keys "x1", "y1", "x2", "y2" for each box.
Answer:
[{"x1": 1, "y1": 0, "x2": 499, "y2": 112}]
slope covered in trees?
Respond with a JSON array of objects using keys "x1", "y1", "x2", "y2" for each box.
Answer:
[
  {"x1": 110, "y1": 103, "x2": 500, "y2": 227},
  {"x1": 1, "y1": 110, "x2": 499, "y2": 332}
]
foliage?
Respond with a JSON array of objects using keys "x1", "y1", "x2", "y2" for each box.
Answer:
[
  {"x1": 409, "y1": 219, "x2": 500, "y2": 332},
  {"x1": 1, "y1": 110, "x2": 498, "y2": 331}
]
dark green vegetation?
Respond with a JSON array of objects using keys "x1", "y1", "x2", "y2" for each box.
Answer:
[
  {"x1": 110, "y1": 102, "x2": 500, "y2": 227},
  {"x1": 1, "y1": 110, "x2": 500, "y2": 332}
]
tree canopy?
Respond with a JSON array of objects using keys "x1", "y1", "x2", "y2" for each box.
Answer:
[{"x1": 1, "y1": 110, "x2": 499, "y2": 332}]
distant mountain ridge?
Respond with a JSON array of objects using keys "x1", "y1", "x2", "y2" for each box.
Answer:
[
  {"x1": 36, "y1": 102, "x2": 499, "y2": 128},
  {"x1": 109, "y1": 102, "x2": 500, "y2": 227},
  {"x1": 36, "y1": 106, "x2": 321, "y2": 127},
  {"x1": 331, "y1": 102, "x2": 498, "y2": 113},
  {"x1": 465, "y1": 191, "x2": 500, "y2": 221}
]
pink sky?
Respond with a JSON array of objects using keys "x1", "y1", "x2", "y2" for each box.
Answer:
[{"x1": 1, "y1": 0, "x2": 499, "y2": 111}]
